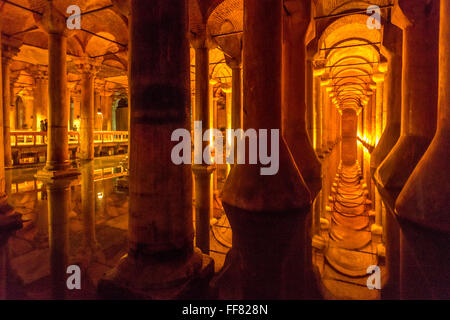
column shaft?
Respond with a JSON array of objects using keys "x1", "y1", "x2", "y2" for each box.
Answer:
[
  {"x1": 370, "y1": 22, "x2": 402, "y2": 170},
  {"x1": 192, "y1": 43, "x2": 213, "y2": 255},
  {"x1": 377, "y1": 0, "x2": 439, "y2": 199},
  {"x1": 220, "y1": 0, "x2": 311, "y2": 299},
  {"x1": 46, "y1": 33, "x2": 69, "y2": 171},
  {"x1": 396, "y1": 0, "x2": 450, "y2": 232},
  {"x1": 80, "y1": 70, "x2": 95, "y2": 160},
  {"x1": 1, "y1": 58, "x2": 12, "y2": 167},
  {"x1": 99, "y1": 0, "x2": 211, "y2": 298},
  {"x1": 283, "y1": 9, "x2": 321, "y2": 197},
  {"x1": 314, "y1": 76, "x2": 322, "y2": 153}
]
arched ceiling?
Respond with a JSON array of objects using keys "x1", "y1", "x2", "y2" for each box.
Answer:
[
  {"x1": 316, "y1": 12, "x2": 385, "y2": 112},
  {"x1": 1, "y1": 0, "x2": 391, "y2": 106},
  {"x1": 1, "y1": 0, "x2": 128, "y2": 92}
]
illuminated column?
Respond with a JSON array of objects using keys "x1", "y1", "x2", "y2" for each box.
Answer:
[
  {"x1": 376, "y1": 0, "x2": 439, "y2": 200},
  {"x1": 1, "y1": 44, "x2": 18, "y2": 167},
  {"x1": 370, "y1": 85, "x2": 377, "y2": 141},
  {"x1": 221, "y1": 0, "x2": 311, "y2": 299},
  {"x1": 373, "y1": 72, "x2": 385, "y2": 144},
  {"x1": 190, "y1": 31, "x2": 214, "y2": 255},
  {"x1": 396, "y1": 0, "x2": 450, "y2": 232},
  {"x1": 370, "y1": 22, "x2": 402, "y2": 171},
  {"x1": 99, "y1": 0, "x2": 212, "y2": 299},
  {"x1": 77, "y1": 59, "x2": 97, "y2": 161},
  {"x1": 34, "y1": 5, "x2": 78, "y2": 175},
  {"x1": 313, "y1": 67, "x2": 324, "y2": 153},
  {"x1": 21, "y1": 89, "x2": 34, "y2": 130},
  {"x1": 320, "y1": 79, "x2": 330, "y2": 152},
  {"x1": 283, "y1": 1, "x2": 321, "y2": 197},
  {"x1": 306, "y1": 58, "x2": 314, "y2": 144},
  {"x1": 364, "y1": 92, "x2": 373, "y2": 141},
  {"x1": 0, "y1": 26, "x2": 20, "y2": 300},
  {"x1": 33, "y1": 2, "x2": 79, "y2": 300},
  {"x1": 225, "y1": 57, "x2": 242, "y2": 164}
]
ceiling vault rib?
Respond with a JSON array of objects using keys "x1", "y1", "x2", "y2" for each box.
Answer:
[
  {"x1": 321, "y1": 42, "x2": 381, "y2": 51},
  {"x1": 80, "y1": 28, "x2": 127, "y2": 47},
  {"x1": 314, "y1": 4, "x2": 393, "y2": 20},
  {"x1": 0, "y1": 0, "x2": 42, "y2": 15},
  {"x1": 80, "y1": 4, "x2": 114, "y2": 16}
]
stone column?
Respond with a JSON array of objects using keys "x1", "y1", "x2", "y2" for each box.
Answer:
[
  {"x1": 190, "y1": 31, "x2": 214, "y2": 255},
  {"x1": 225, "y1": 57, "x2": 242, "y2": 166},
  {"x1": 313, "y1": 67, "x2": 324, "y2": 154},
  {"x1": 0, "y1": 25, "x2": 20, "y2": 300},
  {"x1": 282, "y1": 1, "x2": 321, "y2": 198},
  {"x1": 32, "y1": 67, "x2": 49, "y2": 130},
  {"x1": 77, "y1": 60, "x2": 97, "y2": 160},
  {"x1": 395, "y1": 0, "x2": 450, "y2": 232},
  {"x1": 221, "y1": 0, "x2": 311, "y2": 299},
  {"x1": 373, "y1": 72, "x2": 385, "y2": 143},
  {"x1": 370, "y1": 22, "x2": 402, "y2": 171},
  {"x1": 376, "y1": 0, "x2": 439, "y2": 201},
  {"x1": 306, "y1": 59, "x2": 314, "y2": 143},
  {"x1": 320, "y1": 77, "x2": 331, "y2": 152},
  {"x1": 1, "y1": 44, "x2": 17, "y2": 167},
  {"x1": 99, "y1": 0, "x2": 213, "y2": 299},
  {"x1": 34, "y1": 5, "x2": 79, "y2": 300}
]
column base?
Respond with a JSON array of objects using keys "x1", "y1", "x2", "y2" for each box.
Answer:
[
  {"x1": 36, "y1": 167, "x2": 80, "y2": 181},
  {"x1": 375, "y1": 135, "x2": 432, "y2": 201},
  {"x1": 97, "y1": 248, "x2": 214, "y2": 299}
]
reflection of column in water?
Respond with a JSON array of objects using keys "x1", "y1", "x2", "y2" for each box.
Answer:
[
  {"x1": 81, "y1": 160, "x2": 98, "y2": 254},
  {"x1": 34, "y1": 188, "x2": 49, "y2": 247},
  {"x1": 47, "y1": 181, "x2": 71, "y2": 300},
  {"x1": 382, "y1": 206, "x2": 400, "y2": 299}
]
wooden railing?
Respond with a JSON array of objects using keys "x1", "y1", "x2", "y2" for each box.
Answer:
[{"x1": 11, "y1": 131, "x2": 128, "y2": 147}]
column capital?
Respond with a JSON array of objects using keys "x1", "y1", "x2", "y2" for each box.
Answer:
[
  {"x1": 29, "y1": 65, "x2": 49, "y2": 80},
  {"x1": 1, "y1": 41, "x2": 20, "y2": 65},
  {"x1": 35, "y1": 2, "x2": 69, "y2": 36},
  {"x1": 283, "y1": 0, "x2": 311, "y2": 36},
  {"x1": 94, "y1": 78, "x2": 106, "y2": 92},
  {"x1": 189, "y1": 29, "x2": 215, "y2": 50},
  {"x1": 75, "y1": 57, "x2": 101, "y2": 75},
  {"x1": 225, "y1": 55, "x2": 241, "y2": 69},
  {"x1": 372, "y1": 72, "x2": 385, "y2": 83}
]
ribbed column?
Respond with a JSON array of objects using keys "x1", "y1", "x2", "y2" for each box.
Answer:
[
  {"x1": 370, "y1": 22, "x2": 402, "y2": 171},
  {"x1": 395, "y1": 0, "x2": 450, "y2": 232},
  {"x1": 376, "y1": 0, "x2": 439, "y2": 200},
  {"x1": 98, "y1": 0, "x2": 213, "y2": 299}
]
